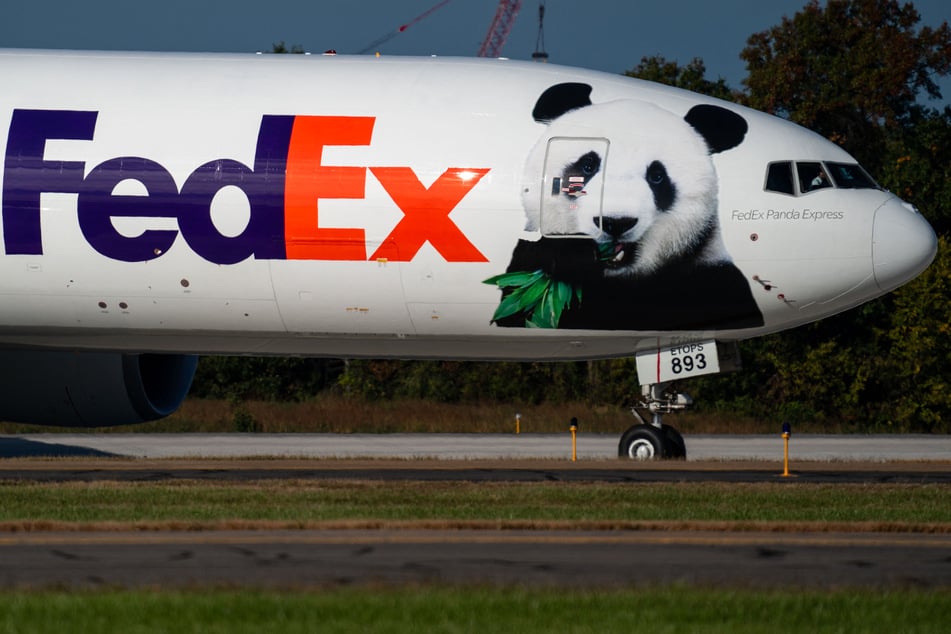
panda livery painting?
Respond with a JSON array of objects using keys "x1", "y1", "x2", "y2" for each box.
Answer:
[{"x1": 486, "y1": 82, "x2": 765, "y2": 331}]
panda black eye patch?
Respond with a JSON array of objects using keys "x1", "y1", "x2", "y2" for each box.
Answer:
[
  {"x1": 564, "y1": 151, "x2": 602, "y2": 185},
  {"x1": 645, "y1": 160, "x2": 676, "y2": 211}
]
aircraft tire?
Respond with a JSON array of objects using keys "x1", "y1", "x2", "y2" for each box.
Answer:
[
  {"x1": 618, "y1": 425, "x2": 668, "y2": 460},
  {"x1": 662, "y1": 424, "x2": 687, "y2": 459}
]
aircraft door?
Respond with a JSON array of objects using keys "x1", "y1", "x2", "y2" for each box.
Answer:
[{"x1": 538, "y1": 137, "x2": 609, "y2": 237}]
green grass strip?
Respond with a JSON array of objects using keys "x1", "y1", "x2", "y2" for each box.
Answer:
[
  {"x1": 1, "y1": 587, "x2": 949, "y2": 634},
  {"x1": 0, "y1": 481, "x2": 949, "y2": 525}
]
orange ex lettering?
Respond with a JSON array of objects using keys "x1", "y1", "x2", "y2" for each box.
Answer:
[
  {"x1": 369, "y1": 167, "x2": 490, "y2": 262},
  {"x1": 284, "y1": 115, "x2": 375, "y2": 261},
  {"x1": 283, "y1": 115, "x2": 489, "y2": 262}
]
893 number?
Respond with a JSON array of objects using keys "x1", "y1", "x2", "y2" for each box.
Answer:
[
  {"x1": 670, "y1": 353, "x2": 707, "y2": 375},
  {"x1": 635, "y1": 340, "x2": 720, "y2": 384}
]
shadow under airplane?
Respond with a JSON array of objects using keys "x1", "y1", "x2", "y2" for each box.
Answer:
[{"x1": 0, "y1": 436, "x2": 118, "y2": 458}]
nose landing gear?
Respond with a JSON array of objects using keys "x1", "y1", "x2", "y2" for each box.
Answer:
[{"x1": 618, "y1": 382, "x2": 690, "y2": 460}]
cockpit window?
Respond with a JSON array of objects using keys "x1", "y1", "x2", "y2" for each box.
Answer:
[
  {"x1": 764, "y1": 161, "x2": 880, "y2": 196},
  {"x1": 825, "y1": 162, "x2": 879, "y2": 189},
  {"x1": 798, "y1": 162, "x2": 831, "y2": 193},
  {"x1": 765, "y1": 162, "x2": 794, "y2": 195}
]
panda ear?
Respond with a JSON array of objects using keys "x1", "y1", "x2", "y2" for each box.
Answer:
[
  {"x1": 684, "y1": 105, "x2": 748, "y2": 154},
  {"x1": 532, "y1": 83, "x2": 593, "y2": 123}
]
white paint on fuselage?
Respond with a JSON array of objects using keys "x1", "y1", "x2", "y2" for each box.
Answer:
[{"x1": 0, "y1": 50, "x2": 936, "y2": 359}]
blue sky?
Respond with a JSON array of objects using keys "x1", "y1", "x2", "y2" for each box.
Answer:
[{"x1": 2, "y1": 1, "x2": 949, "y2": 101}]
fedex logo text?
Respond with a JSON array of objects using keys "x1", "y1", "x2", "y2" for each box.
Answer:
[{"x1": 1, "y1": 109, "x2": 490, "y2": 264}]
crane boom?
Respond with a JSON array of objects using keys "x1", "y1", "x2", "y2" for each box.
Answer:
[
  {"x1": 358, "y1": 0, "x2": 453, "y2": 55},
  {"x1": 477, "y1": 0, "x2": 523, "y2": 58}
]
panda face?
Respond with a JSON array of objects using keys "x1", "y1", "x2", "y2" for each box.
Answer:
[{"x1": 522, "y1": 99, "x2": 729, "y2": 278}]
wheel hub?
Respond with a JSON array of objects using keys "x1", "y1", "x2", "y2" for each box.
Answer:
[{"x1": 628, "y1": 439, "x2": 655, "y2": 460}]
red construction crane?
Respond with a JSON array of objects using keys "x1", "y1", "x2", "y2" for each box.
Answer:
[
  {"x1": 477, "y1": 0, "x2": 523, "y2": 58},
  {"x1": 358, "y1": 0, "x2": 453, "y2": 55}
]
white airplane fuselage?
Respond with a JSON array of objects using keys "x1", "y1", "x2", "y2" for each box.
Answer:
[{"x1": 0, "y1": 50, "x2": 937, "y2": 426}]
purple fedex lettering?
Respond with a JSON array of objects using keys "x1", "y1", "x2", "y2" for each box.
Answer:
[
  {"x1": 3, "y1": 110, "x2": 294, "y2": 263},
  {"x1": 3, "y1": 109, "x2": 97, "y2": 254},
  {"x1": 77, "y1": 116, "x2": 293, "y2": 263},
  {"x1": 177, "y1": 116, "x2": 293, "y2": 263},
  {"x1": 78, "y1": 157, "x2": 180, "y2": 261}
]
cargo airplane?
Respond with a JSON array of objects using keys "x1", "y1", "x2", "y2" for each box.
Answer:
[{"x1": 0, "y1": 49, "x2": 937, "y2": 459}]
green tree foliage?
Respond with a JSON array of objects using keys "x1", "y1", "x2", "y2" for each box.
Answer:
[
  {"x1": 741, "y1": 0, "x2": 951, "y2": 170},
  {"x1": 880, "y1": 106, "x2": 951, "y2": 234},
  {"x1": 190, "y1": 357, "x2": 342, "y2": 401},
  {"x1": 270, "y1": 41, "x2": 305, "y2": 54},
  {"x1": 876, "y1": 237, "x2": 951, "y2": 431},
  {"x1": 337, "y1": 360, "x2": 592, "y2": 404},
  {"x1": 624, "y1": 56, "x2": 739, "y2": 102}
]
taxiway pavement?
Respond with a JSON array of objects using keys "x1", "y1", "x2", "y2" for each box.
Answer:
[
  {"x1": 3, "y1": 432, "x2": 950, "y2": 461},
  {"x1": 2, "y1": 529, "x2": 949, "y2": 590}
]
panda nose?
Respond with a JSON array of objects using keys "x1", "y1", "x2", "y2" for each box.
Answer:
[{"x1": 595, "y1": 216, "x2": 638, "y2": 238}]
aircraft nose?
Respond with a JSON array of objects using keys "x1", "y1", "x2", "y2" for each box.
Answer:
[{"x1": 872, "y1": 197, "x2": 937, "y2": 292}]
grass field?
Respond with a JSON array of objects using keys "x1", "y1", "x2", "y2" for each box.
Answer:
[
  {"x1": 0, "y1": 587, "x2": 949, "y2": 633},
  {"x1": 0, "y1": 479, "x2": 948, "y2": 527}
]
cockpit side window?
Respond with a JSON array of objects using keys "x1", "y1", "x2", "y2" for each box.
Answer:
[
  {"x1": 798, "y1": 162, "x2": 831, "y2": 193},
  {"x1": 825, "y1": 162, "x2": 879, "y2": 189},
  {"x1": 765, "y1": 162, "x2": 795, "y2": 195}
]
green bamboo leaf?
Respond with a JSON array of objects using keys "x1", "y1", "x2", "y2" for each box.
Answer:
[
  {"x1": 491, "y1": 276, "x2": 551, "y2": 322},
  {"x1": 597, "y1": 241, "x2": 616, "y2": 262},
  {"x1": 524, "y1": 308, "x2": 545, "y2": 328},
  {"x1": 532, "y1": 285, "x2": 558, "y2": 328},
  {"x1": 483, "y1": 270, "x2": 544, "y2": 288},
  {"x1": 487, "y1": 269, "x2": 583, "y2": 329},
  {"x1": 510, "y1": 278, "x2": 545, "y2": 311},
  {"x1": 553, "y1": 280, "x2": 572, "y2": 308},
  {"x1": 550, "y1": 280, "x2": 572, "y2": 326},
  {"x1": 517, "y1": 276, "x2": 551, "y2": 309},
  {"x1": 491, "y1": 290, "x2": 530, "y2": 322}
]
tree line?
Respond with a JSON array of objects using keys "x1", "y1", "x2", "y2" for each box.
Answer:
[{"x1": 192, "y1": 1, "x2": 951, "y2": 433}]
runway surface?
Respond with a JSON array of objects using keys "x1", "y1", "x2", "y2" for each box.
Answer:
[
  {"x1": 2, "y1": 433, "x2": 949, "y2": 590},
  {"x1": 2, "y1": 529, "x2": 949, "y2": 590},
  {"x1": 4, "y1": 432, "x2": 951, "y2": 461},
  {"x1": 2, "y1": 432, "x2": 950, "y2": 484}
]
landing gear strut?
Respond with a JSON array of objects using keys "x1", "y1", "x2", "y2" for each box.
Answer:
[{"x1": 618, "y1": 382, "x2": 690, "y2": 460}]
